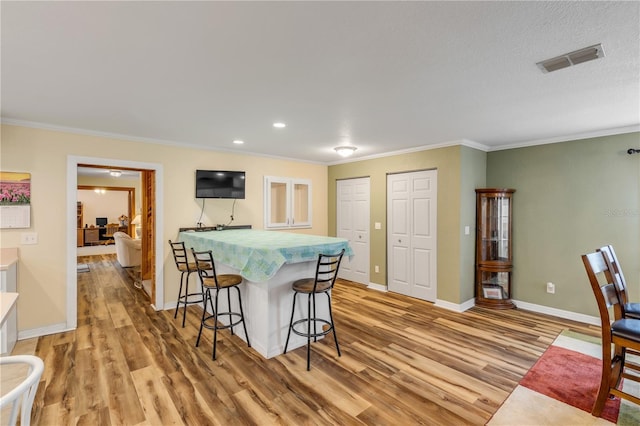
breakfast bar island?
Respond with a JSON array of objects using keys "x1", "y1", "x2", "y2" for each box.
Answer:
[{"x1": 179, "y1": 229, "x2": 353, "y2": 358}]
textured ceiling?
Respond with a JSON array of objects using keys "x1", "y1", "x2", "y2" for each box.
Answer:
[{"x1": 2, "y1": 1, "x2": 639, "y2": 164}]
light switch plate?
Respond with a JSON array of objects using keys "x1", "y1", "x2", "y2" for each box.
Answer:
[{"x1": 374, "y1": 222, "x2": 381, "y2": 230}]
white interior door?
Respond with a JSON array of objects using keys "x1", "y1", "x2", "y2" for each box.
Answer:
[
  {"x1": 337, "y1": 177, "x2": 370, "y2": 284},
  {"x1": 387, "y1": 170, "x2": 437, "y2": 302}
]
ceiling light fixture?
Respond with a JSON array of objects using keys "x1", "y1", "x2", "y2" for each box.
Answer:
[
  {"x1": 537, "y1": 43, "x2": 605, "y2": 73},
  {"x1": 109, "y1": 170, "x2": 122, "y2": 177},
  {"x1": 273, "y1": 122, "x2": 286, "y2": 128},
  {"x1": 334, "y1": 146, "x2": 357, "y2": 157},
  {"x1": 233, "y1": 140, "x2": 244, "y2": 145}
]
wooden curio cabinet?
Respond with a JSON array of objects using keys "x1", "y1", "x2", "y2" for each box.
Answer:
[{"x1": 475, "y1": 188, "x2": 515, "y2": 309}]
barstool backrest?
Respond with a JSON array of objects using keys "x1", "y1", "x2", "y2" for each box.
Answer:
[
  {"x1": 313, "y1": 249, "x2": 345, "y2": 292},
  {"x1": 190, "y1": 249, "x2": 220, "y2": 288},
  {"x1": 169, "y1": 240, "x2": 190, "y2": 270}
]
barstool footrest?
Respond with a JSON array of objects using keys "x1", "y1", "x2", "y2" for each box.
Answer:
[
  {"x1": 178, "y1": 293, "x2": 204, "y2": 305},
  {"x1": 291, "y1": 318, "x2": 333, "y2": 338},
  {"x1": 201, "y1": 312, "x2": 244, "y2": 331}
]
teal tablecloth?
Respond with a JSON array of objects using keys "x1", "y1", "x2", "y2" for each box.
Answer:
[{"x1": 179, "y1": 229, "x2": 353, "y2": 282}]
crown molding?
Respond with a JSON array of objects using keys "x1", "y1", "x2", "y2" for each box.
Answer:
[
  {"x1": 489, "y1": 125, "x2": 640, "y2": 152},
  {"x1": 0, "y1": 118, "x2": 326, "y2": 165}
]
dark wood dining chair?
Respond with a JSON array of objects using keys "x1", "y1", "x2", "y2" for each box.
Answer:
[
  {"x1": 283, "y1": 249, "x2": 345, "y2": 371},
  {"x1": 581, "y1": 250, "x2": 640, "y2": 416},
  {"x1": 191, "y1": 248, "x2": 250, "y2": 360},
  {"x1": 598, "y1": 245, "x2": 640, "y2": 319}
]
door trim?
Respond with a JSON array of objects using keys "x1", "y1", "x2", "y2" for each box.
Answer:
[{"x1": 67, "y1": 155, "x2": 164, "y2": 330}]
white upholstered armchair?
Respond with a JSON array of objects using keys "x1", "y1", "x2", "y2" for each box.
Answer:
[{"x1": 113, "y1": 232, "x2": 142, "y2": 267}]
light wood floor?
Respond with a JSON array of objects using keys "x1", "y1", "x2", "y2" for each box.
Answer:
[{"x1": 25, "y1": 254, "x2": 599, "y2": 425}]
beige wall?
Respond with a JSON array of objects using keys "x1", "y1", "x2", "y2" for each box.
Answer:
[
  {"x1": 0, "y1": 124, "x2": 328, "y2": 333},
  {"x1": 328, "y1": 145, "x2": 483, "y2": 305},
  {"x1": 78, "y1": 174, "x2": 142, "y2": 217},
  {"x1": 77, "y1": 189, "x2": 129, "y2": 227},
  {"x1": 487, "y1": 132, "x2": 639, "y2": 317}
]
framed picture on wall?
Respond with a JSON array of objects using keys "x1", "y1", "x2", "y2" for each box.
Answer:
[{"x1": 0, "y1": 171, "x2": 31, "y2": 228}]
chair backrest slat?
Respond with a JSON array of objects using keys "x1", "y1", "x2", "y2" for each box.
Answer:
[
  {"x1": 598, "y1": 245, "x2": 628, "y2": 303},
  {"x1": 582, "y1": 250, "x2": 622, "y2": 331},
  {"x1": 190, "y1": 249, "x2": 219, "y2": 287},
  {"x1": 168, "y1": 240, "x2": 189, "y2": 268},
  {"x1": 313, "y1": 249, "x2": 345, "y2": 291}
]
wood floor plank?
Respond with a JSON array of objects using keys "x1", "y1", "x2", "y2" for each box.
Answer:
[
  {"x1": 130, "y1": 366, "x2": 185, "y2": 426},
  {"x1": 21, "y1": 254, "x2": 602, "y2": 425}
]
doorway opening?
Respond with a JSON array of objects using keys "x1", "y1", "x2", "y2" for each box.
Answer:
[{"x1": 66, "y1": 156, "x2": 164, "y2": 331}]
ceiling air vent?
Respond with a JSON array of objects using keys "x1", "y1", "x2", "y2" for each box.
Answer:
[{"x1": 537, "y1": 44, "x2": 604, "y2": 73}]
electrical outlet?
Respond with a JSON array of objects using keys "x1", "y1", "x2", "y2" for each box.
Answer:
[
  {"x1": 21, "y1": 232, "x2": 38, "y2": 245},
  {"x1": 374, "y1": 265, "x2": 380, "y2": 273},
  {"x1": 546, "y1": 282, "x2": 555, "y2": 294}
]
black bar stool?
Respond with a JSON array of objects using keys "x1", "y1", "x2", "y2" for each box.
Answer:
[
  {"x1": 168, "y1": 240, "x2": 204, "y2": 327},
  {"x1": 283, "y1": 249, "x2": 345, "y2": 370},
  {"x1": 191, "y1": 248, "x2": 251, "y2": 360}
]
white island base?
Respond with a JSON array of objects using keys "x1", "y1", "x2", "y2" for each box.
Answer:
[{"x1": 215, "y1": 261, "x2": 330, "y2": 359}]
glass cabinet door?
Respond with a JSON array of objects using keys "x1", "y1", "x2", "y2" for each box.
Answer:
[
  {"x1": 478, "y1": 270, "x2": 510, "y2": 300},
  {"x1": 475, "y1": 188, "x2": 515, "y2": 309},
  {"x1": 264, "y1": 176, "x2": 312, "y2": 229},
  {"x1": 479, "y1": 195, "x2": 512, "y2": 263}
]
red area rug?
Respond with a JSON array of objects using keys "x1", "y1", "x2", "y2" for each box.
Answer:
[{"x1": 520, "y1": 345, "x2": 620, "y2": 423}]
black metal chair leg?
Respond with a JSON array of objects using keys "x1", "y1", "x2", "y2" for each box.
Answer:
[
  {"x1": 306, "y1": 294, "x2": 312, "y2": 371},
  {"x1": 227, "y1": 288, "x2": 234, "y2": 336},
  {"x1": 174, "y1": 271, "x2": 185, "y2": 319},
  {"x1": 181, "y1": 272, "x2": 191, "y2": 328},
  {"x1": 283, "y1": 292, "x2": 297, "y2": 354},
  {"x1": 236, "y1": 287, "x2": 251, "y2": 347},
  {"x1": 213, "y1": 290, "x2": 220, "y2": 360},
  {"x1": 327, "y1": 292, "x2": 341, "y2": 356},
  {"x1": 196, "y1": 288, "x2": 209, "y2": 347}
]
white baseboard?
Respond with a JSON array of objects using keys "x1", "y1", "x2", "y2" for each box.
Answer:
[
  {"x1": 18, "y1": 322, "x2": 73, "y2": 340},
  {"x1": 367, "y1": 282, "x2": 387, "y2": 292},
  {"x1": 512, "y1": 300, "x2": 600, "y2": 326},
  {"x1": 435, "y1": 297, "x2": 476, "y2": 313}
]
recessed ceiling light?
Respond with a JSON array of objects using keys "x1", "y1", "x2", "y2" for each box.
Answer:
[
  {"x1": 273, "y1": 122, "x2": 286, "y2": 128},
  {"x1": 109, "y1": 170, "x2": 122, "y2": 177},
  {"x1": 233, "y1": 140, "x2": 244, "y2": 145}
]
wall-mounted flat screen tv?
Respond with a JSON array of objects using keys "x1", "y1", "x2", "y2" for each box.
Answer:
[{"x1": 195, "y1": 170, "x2": 245, "y2": 199}]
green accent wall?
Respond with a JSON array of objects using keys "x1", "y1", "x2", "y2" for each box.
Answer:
[
  {"x1": 328, "y1": 145, "x2": 486, "y2": 305},
  {"x1": 460, "y1": 146, "x2": 487, "y2": 302},
  {"x1": 487, "y1": 132, "x2": 639, "y2": 316}
]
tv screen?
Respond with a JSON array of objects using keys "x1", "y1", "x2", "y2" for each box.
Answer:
[
  {"x1": 96, "y1": 217, "x2": 108, "y2": 227},
  {"x1": 195, "y1": 170, "x2": 245, "y2": 199}
]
